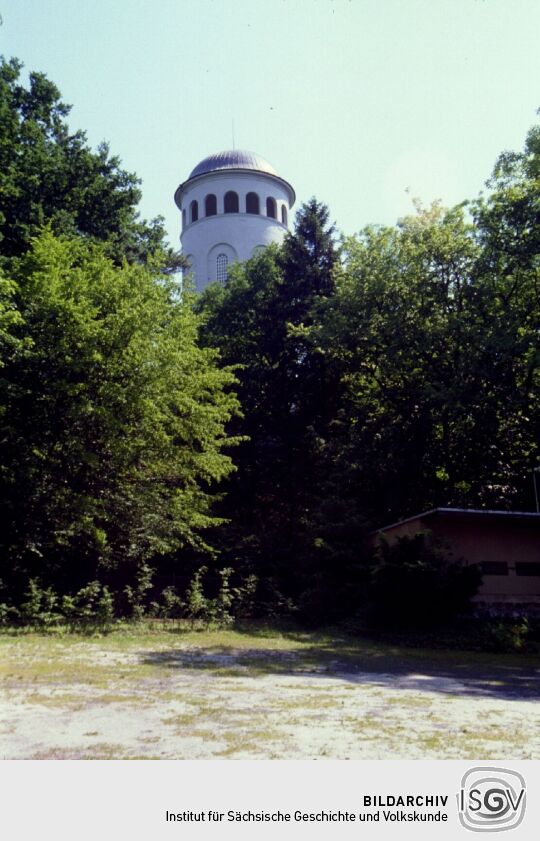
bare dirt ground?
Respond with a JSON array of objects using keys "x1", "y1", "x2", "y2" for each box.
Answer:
[{"x1": 1, "y1": 628, "x2": 539, "y2": 759}]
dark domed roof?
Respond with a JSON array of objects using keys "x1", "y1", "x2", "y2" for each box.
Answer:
[
  {"x1": 175, "y1": 148, "x2": 295, "y2": 209},
  {"x1": 189, "y1": 149, "x2": 278, "y2": 179}
]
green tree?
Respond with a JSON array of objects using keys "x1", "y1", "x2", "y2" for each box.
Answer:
[
  {"x1": 277, "y1": 197, "x2": 338, "y2": 316},
  {"x1": 0, "y1": 231, "x2": 240, "y2": 599},
  {"x1": 318, "y1": 127, "x2": 540, "y2": 526},
  {"x1": 197, "y1": 202, "x2": 348, "y2": 610},
  {"x1": 0, "y1": 57, "x2": 180, "y2": 268},
  {"x1": 315, "y1": 203, "x2": 483, "y2": 523},
  {"x1": 471, "y1": 120, "x2": 540, "y2": 506}
]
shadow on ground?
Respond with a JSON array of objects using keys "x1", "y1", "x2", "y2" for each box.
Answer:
[{"x1": 140, "y1": 632, "x2": 540, "y2": 702}]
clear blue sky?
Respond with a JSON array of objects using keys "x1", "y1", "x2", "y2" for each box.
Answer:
[{"x1": 2, "y1": 0, "x2": 539, "y2": 247}]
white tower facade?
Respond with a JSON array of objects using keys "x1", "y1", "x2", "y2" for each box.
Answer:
[{"x1": 175, "y1": 150, "x2": 295, "y2": 292}]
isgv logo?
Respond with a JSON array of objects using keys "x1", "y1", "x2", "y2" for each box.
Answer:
[{"x1": 458, "y1": 767, "x2": 526, "y2": 832}]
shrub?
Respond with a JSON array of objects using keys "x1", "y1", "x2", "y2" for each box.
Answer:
[
  {"x1": 95, "y1": 586, "x2": 115, "y2": 629},
  {"x1": 185, "y1": 566, "x2": 210, "y2": 625},
  {"x1": 5, "y1": 579, "x2": 115, "y2": 631},
  {"x1": 173, "y1": 566, "x2": 261, "y2": 627},
  {"x1": 232, "y1": 574, "x2": 258, "y2": 619},
  {"x1": 367, "y1": 532, "x2": 481, "y2": 628},
  {"x1": 151, "y1": 586, "x2": 184, "y2": 619},
  {"x1": 483, "y1": 618, "x2": 531, "y2": 652},
  {"x1": 1, "y1": 568, "x2": 261, "y2": 631},
  {"x1": 0, "y1": 602, "x2": 20, "y2": 627},
  {"x1": 123, "y1": 562, "x2": 154, "y2": 621},
  {"x1": 20, "y1": 579, "x2": 62, "y2": 628},
  {"x1": 183, "y1": 566, "x2": 237, "y2": 628},
  {"x1": 209, "y1": 567, "x2": 234, "y2": 627}
]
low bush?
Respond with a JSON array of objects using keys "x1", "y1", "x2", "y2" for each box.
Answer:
[
  {"x1": 366, "y1": 532, "x2": 481, "y2": 628},
  {"x1": 2, "y1": 579, "x2": 116, "y2": 632},
  {"x1": 0, "y1": 567, "x2": 259, "y2": 631},
  {"x1": 482, "y1": 618, "x2": 531, "y2": 652}
]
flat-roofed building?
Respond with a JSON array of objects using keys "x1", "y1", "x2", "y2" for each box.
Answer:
[{"x1": 372, "y1": 508, "x2": 540, "y2": 607}]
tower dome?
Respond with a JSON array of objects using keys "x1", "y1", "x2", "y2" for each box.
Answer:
[
  {"x1": 189, "y1": 150, "x2": 278, "y2": 179},
  {"x1": 175, "y1": 149, "x2": 295, "y2": 292}
]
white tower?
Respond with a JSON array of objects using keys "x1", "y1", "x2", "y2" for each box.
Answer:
[{"x1": 175, "y1": 150, "x2": 295, "y2": 292}]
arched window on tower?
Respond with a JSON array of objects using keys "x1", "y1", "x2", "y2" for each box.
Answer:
[
  {"x1": 205, "y1": 194, "x2": 217, "y2": 216},
  {"x1": 246, "y1": 192, "x2": 260, "y2": 214},
  {"x1": 266, "y1": 197, "x2": 277, "y2": 219},
  {"x1": 281, "y1": 205, "x2": 288, "y2": 225},
  {"x1": 190, "y1": 200, "x2": 199, "y2": 223},
  {"x1": 224, "y1": 191, "x2": 239, "y2": 213},
  {"x1": 216, "y1": 253, "x2": 228, "y2": 285},
  {"x1": 182, "y1": 209, "x2": 186, "y2": 229}
]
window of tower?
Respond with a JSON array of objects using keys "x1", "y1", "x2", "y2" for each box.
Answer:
[
  {"x1": 182, "y1": 209, "x2": 186, "y2": 229},
  {"x1": 190, "y1": 200, "x2": 199, "y2": 223},
  {"x1": 266, "y1": 197, "x2": 277, "y2": 219},
  {"x1": 281, "y1": 205, "x2": 288, "y2": 225},
  {"x1": 205, "y1": 194, "x2": 217, "y2": 216},
  {"x1": 216, "y1": 253, "x2": 228, "y2": 284},
  {"x1": 224, "y1": 191, "x2": 239, "y2": 213},
  {"x1": 246, "y1": 192, "x2": 260, "y2": 214}
]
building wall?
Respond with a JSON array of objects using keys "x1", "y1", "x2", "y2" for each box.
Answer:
[
  {"x1": 179, "y1": 170, "x2": 291, "y2": 291},
  {"x1": 373, "y1": 515, "x2": 540, "y2": 604}
]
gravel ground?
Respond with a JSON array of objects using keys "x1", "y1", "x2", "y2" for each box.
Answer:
[{"x1": 1, "y1": 631, "x2": 539, "y2": 759}]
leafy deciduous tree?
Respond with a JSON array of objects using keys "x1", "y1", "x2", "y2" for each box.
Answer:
[
  {"x1": 0, "y1": 56, "x2": 180, "y2": 269},
  {"x1": 0, "y1": 231, "x2": 240, "y2": 599}
]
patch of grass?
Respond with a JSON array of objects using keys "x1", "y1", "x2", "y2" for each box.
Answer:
[
  {"x1": 417, "y1": 734, "x2": 448, "y2": 753},
  {"x1": 21, "y1": 691, "x2": 87, "y2": 708},
  {"x1": 2, "y1": 625, "x2": 538, "y2": 760},
  {"x1": 81, "y1": 743, "x2": 131, "y2": 759},
  {"x1": 91, "y1": 692, "x2": 154, "y2": 705},
  {"x1": 215, "y1": 727, "x2": 278, "y2": 758},
  {"x1": 30, "y1": 743, "x2": 127, "y2": 760},
  {"x1": 2, "y1": 624, "x2": 539, "y2": 668},
  {"x1": 273, "y1": 693, "x2": 341, "y2": 712},
  {"x1": 162, "y1": 711, "x2": 201, "y2": 729},
  {"x1": 384, "y1": 695, "x2": 433, "y2": 709}
]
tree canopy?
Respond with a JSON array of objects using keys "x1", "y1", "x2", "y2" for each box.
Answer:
[
  {"x1": 0, "y1": 232, "x2": 240, "y2": 600},
  {"x1": 1, "y1": 54, "x2": 538, "y2": 628},
  {"x1": 0, "y1": 56, "x2": 179, "y2": 268},
  {"x1": 0, "y1": 59, "x2": 238, "y2": 611},
  {"x1": 196, "y1": 121, "x2": 540, "y2": 621}
]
